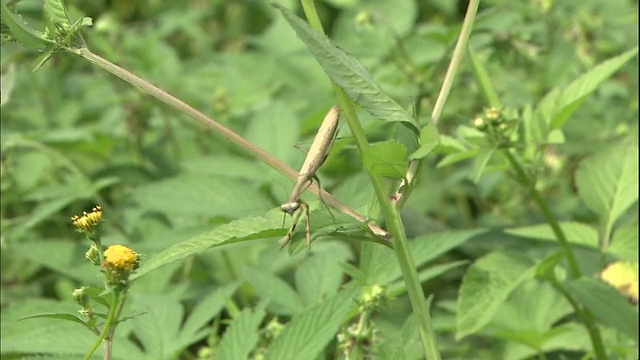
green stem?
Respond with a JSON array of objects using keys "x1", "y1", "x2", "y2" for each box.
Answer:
[
  {"x1": 502, "y1": 151, "x2": 581, "y2": 278},
  {"x1": 300, "y1": 1, "x2": 440, "y2": 358},
  {"x1": 430, "y1": 0, "x2": 479, "y2": 126},
  {"x1": 84, "y1": 290, "x2": 121, "y2": 360},
  {"x1": 548, "y1": 278, "x2": 607, "y2": 360},
  {"x1": 503, "y1": 150, "x2": 607, "y2": 359}
]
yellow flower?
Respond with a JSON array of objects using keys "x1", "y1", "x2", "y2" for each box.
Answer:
[
  {"x1": 103, "y1": 244, "x2": 139, "y2": 272},
  {"x1": 71, "y1": 206, "x2": 103, "y2": 234},
  {"x1": 601, "y1": 261, "x2": 638, "y2": 304}
]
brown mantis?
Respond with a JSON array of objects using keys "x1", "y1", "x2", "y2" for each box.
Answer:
[{"x1": 280, "y1": 105, "x2": 341, "y2": 249}]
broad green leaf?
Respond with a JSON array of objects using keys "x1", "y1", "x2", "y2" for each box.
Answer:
[
  {"x1": 389, "y1": 260, "x2": 468, "y2": 296},
  {"x1": 434, "y1": 135, "x2": 467, "y2": 153},
  {"x1": 607, "y1": 225, "x2": 639, "y2": 262},
  {"x1": 499, "y1": 322, "x2": 591, "y2": 360},
  {"x1": 295, "y1": 243, "x2": 352, "y2": 306},
  {"x1": 575, "y1": 142, "x2": 638, "y2": 230},
  {"x1": 491, "y1": 280, "x2": 573, "y2": 346},
  {"x1": 505, "y1": 221, "x2": 599, "y2": 249},
  {"x1": 2, "y1": 298, "x2": 143, "y2": 358},
  {"x1": 9, "y1": 240, "x2": 100, "y2": 285},
  {"x1": 1, "y1": 0, "x2": 50, "y2": 50},
  {"x1": 332, "y1": 0, "x2": 417, "y2": 62},
  {"x1": 535, "y1": 47, "x2": 638, "y2": 131},
  {"x1": 245, "y1": 100, "x2": 299, "y2": 164},
  {"x1": 273, "y1": 3, "x2": 420, "y2": 132},
  {"x1": 401, "y1": 315, "x2": 424, "y2": 359},
  {"x1": 362, "y1": 141, "x2": 409, "y2": 179},
  {"x1": 362, "y1": 229, "x2": 485, "y2": 285},
  {"x1": 216, "y1": 303, "x2": 266, "y2": 360},
  {"x1": 264, "y1": 289, "x2": 355, "y2": 360},
  {"x1": 409, "y1": 124, "x2": 440, "y2": 160},
  {"x1": 456, "y1": 251, "x2": 537, "y2": 339},
  {"x1": 244, "y1": 265, "x2": 304, "y2": 316},
  {"x1": 176, "y1": 283, "x2": 240, "y2": 349},
  {"x1": 436, "y1": 149, "x2": 478, "y2": 168},
  {"x1": 132, "y1": 211, "x2": 285, "y2": 279},
  {"x1": 133, "y1": 174, "x2": 273, "y2": 218},
  {"x1": 131, "y1": 295, "x2": 185, "y2": 359},
  {"x1": 566, "y1": 277, "x2": 638, "y2": 340}
]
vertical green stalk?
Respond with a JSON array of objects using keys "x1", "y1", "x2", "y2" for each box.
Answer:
[
  {"x1": 300, "y1": 1, "x2": 440, "y2": 358},
  {"x1": 84, "y1": 290, "x2": 121, "y2": 360},
  {"x1": 502, "y1": 150, "x2": 607, "y2": 359}
]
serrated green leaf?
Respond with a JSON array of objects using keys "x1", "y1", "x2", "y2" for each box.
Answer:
[
  {"x1": 456, "y1": 251, "x2": 537, "y2": 339},
  {"x1": 295, "y1": 243, "x2": 352, "y2": 306},
  {"x1": 273, "y1": 3, "x2": 420, "y2": 132},
  {"x1": 1, "y1": 0, "x2": 50, "y2": 50},
  {"x1": 216, "y1": 303, "x2": 266, "y2": 360},
  {"x1": 491, "y1": 280, "x2": 573, "y2": 343},
  {"x1": 44, "y1": 0, "x2": 71, "y2": 30},
  {"x1": 362, "y1": 141, "x2": 409, "y2": 179},
  {"x1": 409, "y1": 124, "x2": 440, "y2": 160},
  {"x1": 244, "y1": 265, "x2": 304, "y2": 315},
  {"x1": 264, "y1": 289, "x2": 355, "y2": 360},
  {"x1": 535, "y1": 47, "x2": 639, "y2": 132},
  {"x1": 566, "y1": 277, "x2": 638, "y2": 340},
  {"x1": 575, "y1": 142, "x2": 638, "y2": 230},
  {"x1": 133, "y1": 173, "x2": 272, "y2": 218},
  {"x1": 177, "y1": 283, "x2": 240, "y2": 349},
  {"x1": 131, "y1": 295, "x2": 185, "y2": 359},
  {"x1": 132, "y1": 212, "x2": 285, "y2": 279}
]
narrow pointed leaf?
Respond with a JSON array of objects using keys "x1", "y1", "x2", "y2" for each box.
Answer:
[{"x1": 274, "y1": 3, "x2": 420, "y2": 132}]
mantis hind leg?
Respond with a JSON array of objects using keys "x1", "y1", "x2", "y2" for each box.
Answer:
[{"x1": 312, "y1": 175, "x2": 335, "y2": 222}]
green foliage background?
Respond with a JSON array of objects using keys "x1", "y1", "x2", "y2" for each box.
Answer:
[{"x1": 1, "y1": 0, "x2": 638, "y2": 359}]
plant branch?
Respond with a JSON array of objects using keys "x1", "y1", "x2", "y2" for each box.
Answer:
[
  {"x1": 503, "y1": 150, "x2": 607, "y2": 359},
  {"x1": 430, "y1": 0, "x2": 480, "y2": 126},
  {"x1": 72, "y1": 47, "x2": 391, "y2": 242}
]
